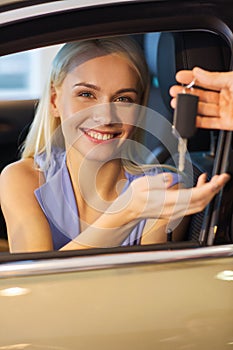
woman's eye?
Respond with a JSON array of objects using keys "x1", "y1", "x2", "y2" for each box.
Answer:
[
  {"x1": 78, "y1": 91, "x2": 94, "y2": 98},
  {"x1": 115, "y1": 96, "x2": 134, "y2": 103}
]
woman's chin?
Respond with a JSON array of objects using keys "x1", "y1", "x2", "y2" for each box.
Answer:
[{"x1": 73, "y1": 135, "x2": 128, "y2": 159}]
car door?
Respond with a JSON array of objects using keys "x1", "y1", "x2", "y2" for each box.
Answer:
[{"x1": 0, "y1": 0, "x2": 232, "y2": 348}]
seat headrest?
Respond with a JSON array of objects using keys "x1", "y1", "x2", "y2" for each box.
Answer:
[{"x1": 144, "y1": 32, "x2": 161, "y2": 78}]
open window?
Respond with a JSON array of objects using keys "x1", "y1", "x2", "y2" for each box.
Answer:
[
  {"x1": 0, "y1": 29, "x2": 232, "y2": 256},
  {"x1": 0, "y1": 0, "x2": 233, "y2": 258}
]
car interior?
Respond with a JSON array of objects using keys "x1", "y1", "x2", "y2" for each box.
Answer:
[{"x1": 0, "y1": 27, "x2": 233, "y2": 254}]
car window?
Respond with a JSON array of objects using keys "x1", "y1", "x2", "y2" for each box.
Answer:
[
  {"x1": 0, "y1": 30, "x2": 232, "y2": 255},
  {"x1": 0, "y1": 45, "x2": 62, "y2": 100}
]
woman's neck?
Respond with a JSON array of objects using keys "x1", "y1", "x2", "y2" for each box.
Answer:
[{"x1": 66, "y1": 148, "x2": 127, "y2": 212}]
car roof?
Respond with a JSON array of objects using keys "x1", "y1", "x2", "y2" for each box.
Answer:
[
  {"x1": 1, "y1": 0, "x2": 233, "y2": 28},
  {"x1": 0, "y1": 0, "x2": 233, "y2": 56},
  {"x1": 0, "y1": 0, "x2": 137, "y2": 23}
]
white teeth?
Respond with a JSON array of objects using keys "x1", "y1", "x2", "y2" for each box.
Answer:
[{"x1": 86, "y1": 130, "x2": 115, "y2": 140}]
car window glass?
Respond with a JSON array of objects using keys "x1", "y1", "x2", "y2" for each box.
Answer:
[
  {"x1": 0, "y1": 30, "x2": 232, "y2": 255},
  {"x1": 0, "y1": 44, "x2": 62, "y2": 100}
]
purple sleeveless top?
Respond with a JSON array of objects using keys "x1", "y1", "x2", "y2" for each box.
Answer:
[{"x1": 34, "y1": 149, "x2": 180, "y2": 250}]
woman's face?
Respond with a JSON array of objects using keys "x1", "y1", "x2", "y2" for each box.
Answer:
[{"x1": 51, "y1": 52, "x2": 142, "y2": 162}]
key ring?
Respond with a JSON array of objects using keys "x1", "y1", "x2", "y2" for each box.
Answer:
[{"x1": 182, "y1": 79, "x2": 196, "y2": 93}]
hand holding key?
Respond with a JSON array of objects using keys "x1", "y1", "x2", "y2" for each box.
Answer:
[
  {"x1": 172, "y1": 81, "x2": 199, "y2": 172},
  {"x1": 170, "y1": 67, "x2": 233, "y2": 130}
]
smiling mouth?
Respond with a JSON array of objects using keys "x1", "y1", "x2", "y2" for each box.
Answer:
[{"x1": 81, "y1": 128, "x2": 121, "y2": 142}]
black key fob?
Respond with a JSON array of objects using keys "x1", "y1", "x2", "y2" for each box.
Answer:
[{"x1": 173, "y1": 93, "x2": 199, "y2": 139}]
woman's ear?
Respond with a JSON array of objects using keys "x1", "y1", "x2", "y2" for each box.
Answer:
[{"x1": 50, "y1": 85, "x2": 60, "y2": 118}]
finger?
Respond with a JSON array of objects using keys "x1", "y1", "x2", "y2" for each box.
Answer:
[
  {"x1": 194, "y1": 173, "x2": 230, "y2": 198},
  {"x1": 170, "y1": 85, "x2": 219, "y2": 103},
  {"x1": 183, "y1": 173, "x2": 230, "y2": 215},
  {"x1": 169, "y1": 85, "x2": 201, "y2": 98},
  {"x1": 158, "y1": 173, "x2": 229, "y2": 220},
  {"x1": 209, "y1": 173, "x2": 230, "y2": 190},
  {"x1": 170, "y1": 86, "x2": 200, "y2": 109},
  {"x1": 196, "y1": 116, "x2": 222, "y2": 129},
  {"x1": 169, "y1": 85, "x2": 184, "y2": 97},
  {"x1": 175, "y1": 70, "x2": 194, "y2": 85},
  {"x1": 173, "y1": 67, "x2": 233, "y2": 94},
  {"x1": 198, "y1": 101, "x2": 220, "y2": 117},
  {"x1": 196, "y1": 173, "x2": 207, "y2": 187},
  {"x1": 171, "y1": 100, "x2": 219, "y2": 117},
  {"x1": 193, "y1": 67, "x2": 233, "y2": 91},
  {"x1": 196, "y1": 89, "x2": 219, "y2": 104},
  {"x1": 170, "y1": 97, "x2": 176, "y2": 109},
  {"x1": 171, "y1": 98, "x2": 220, "y2": 127}
]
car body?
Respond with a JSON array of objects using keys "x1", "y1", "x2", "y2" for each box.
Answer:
[{"x1": 0, "y1": 0, "x2": 233, "y2": 349}]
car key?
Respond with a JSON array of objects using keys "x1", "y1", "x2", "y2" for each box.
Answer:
[{"x1": 172, "y1": 81, "x2": 199, "y2": 172}]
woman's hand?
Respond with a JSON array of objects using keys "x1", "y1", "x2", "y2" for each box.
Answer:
[
  {"x1": 124, "y1": 172, "x2": 230, "y2": 222},
  {"x1": 170, "y1": 67, "x2": 233, "y2": 130}
]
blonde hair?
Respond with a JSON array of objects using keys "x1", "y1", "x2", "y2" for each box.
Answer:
[{"x1": 22, "y1": 36, "x2": 151, "y2": 171}]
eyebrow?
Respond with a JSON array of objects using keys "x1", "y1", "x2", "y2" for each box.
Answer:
[
  {"x1": 117, "y1": 88, "x2": 139, "y2": 95},
  {"x1": 73, "y1": 82, "x2": 101, "y2": 91},
  {"x1": 73, "y1": 83, "x2": 139, "y2": 95}
]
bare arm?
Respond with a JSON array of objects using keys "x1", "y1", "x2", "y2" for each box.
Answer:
[
  {"x1": 1, "y1": 160, "x2": 140, "y2": 252},
  {"x1": 1, "y1": 161, "x2": 230, "y2": 253},
  {"x1": 0, "y1": 159, "x2": 53, "y2": 252},
  {"x1": 63, "y1": 172, "x2": 230, "y2": 249}
]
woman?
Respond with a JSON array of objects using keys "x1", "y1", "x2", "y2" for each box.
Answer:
[{"x1": 0, "y1": 37, "x2": 229, "y2": 252}]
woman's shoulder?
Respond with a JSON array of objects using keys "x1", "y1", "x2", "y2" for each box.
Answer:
[
  {"x1": 1, "y1": 158, "x2": 37, "y2": 176},
  {"x1": 1, "y1": 158, "x2": 43, "y2": 195}
]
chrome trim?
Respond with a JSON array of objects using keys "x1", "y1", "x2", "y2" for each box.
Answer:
[
  {"x1": 0, "y1": 0, "x2": 135, "y2": 25},
  {"x1": 0, "y1": 245, "x2": 232, "y2": 278}
]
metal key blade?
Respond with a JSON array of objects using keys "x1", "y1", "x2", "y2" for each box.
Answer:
[{"x1": 178, "y1": 137, "x2": 187, "y2": 172}]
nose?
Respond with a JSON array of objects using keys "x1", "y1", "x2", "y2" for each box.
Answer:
[{"x1": 92, "y1": 103, "x2": 114, "y2": 125}]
